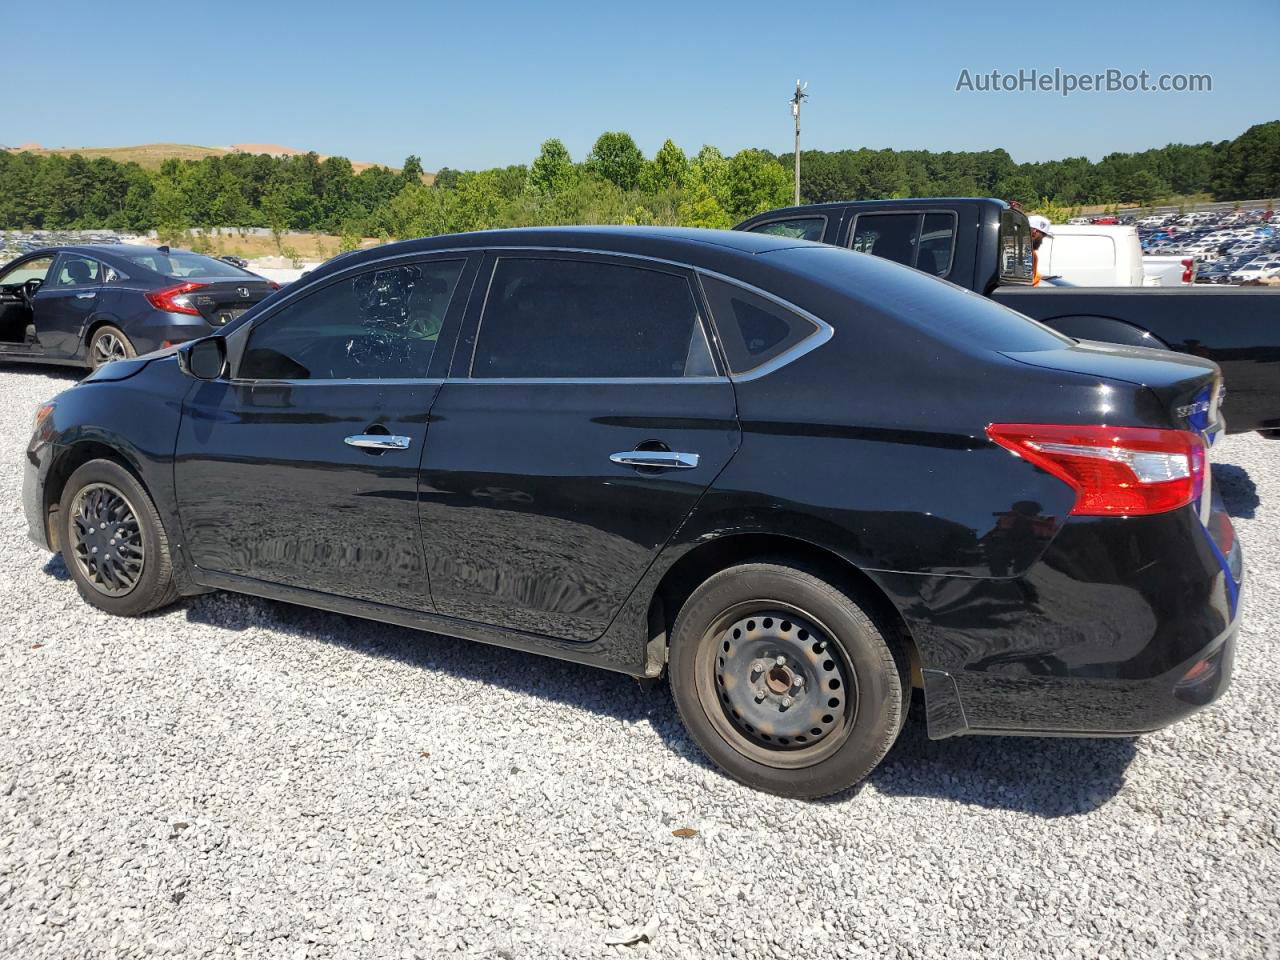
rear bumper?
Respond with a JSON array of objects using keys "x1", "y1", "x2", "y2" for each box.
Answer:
[
  {"x1": 125, "y1": 312, "x2": 215, "y2": 355},
  {"x1": 920, "y1": 615, "x2": 1235, "y2": 738},
  {"x1": 875, "y1": 500, "x2": 1243, "y2": 739}
]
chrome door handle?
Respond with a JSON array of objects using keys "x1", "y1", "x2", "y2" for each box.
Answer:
[
  {"x1": 609, "y1": 450, "x2": 700, "y2": 469},
  {"x1": 75, "y1": 292, "x2": 97, "y2": 299},
  {"x1": 345, "y1": 434, "x2": 411, "y2": 450}
]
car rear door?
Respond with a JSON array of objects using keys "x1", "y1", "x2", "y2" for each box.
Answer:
[
  {"x1": 174, "y1": 253, "x2": 479, "y2": 609},
  {"x1": 418, "y1": 251, "x2": 740, "y2": 641},
  {"x1": 35, "y1": 253, "x2": 105, "y2": 356}
]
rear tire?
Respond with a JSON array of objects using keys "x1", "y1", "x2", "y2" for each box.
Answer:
[
  {"x1": 88, "y1": 324, "x2": 135, "y2": 369},
  {"x1": 58, "y1": 459, "x2": 178, "y2": 617},
  {"x1": 669, "y1": 561, "x2": 907, "y2": 799}
]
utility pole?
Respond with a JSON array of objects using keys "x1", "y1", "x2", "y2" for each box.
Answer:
[{"x1": 790, "y1": 80, "x2": 808, "y2": 206}]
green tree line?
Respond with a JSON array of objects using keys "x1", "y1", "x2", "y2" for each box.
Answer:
[{"x1": 1, "y1": 121, "x2": 1276, "y2": 240}]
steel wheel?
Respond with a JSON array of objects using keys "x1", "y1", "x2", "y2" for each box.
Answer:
[
  {"x1": 69, "y1": 482, "x2": 146, "y2": 598},
  {"x1": 92, "y1": 331, "x2": 128, "y2": 366},
  {"x1": 695, "y1": 602, "x2": 858, "y2": 769}
]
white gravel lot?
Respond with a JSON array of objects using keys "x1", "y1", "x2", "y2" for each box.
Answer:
[{"x1": 1, "y1": 363, "x2": 1277, "y2": 960}]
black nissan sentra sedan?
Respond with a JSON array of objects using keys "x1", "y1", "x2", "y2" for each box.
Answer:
[{"x1": 23, "y1": 227, "x2": 1242, "y2": 798}]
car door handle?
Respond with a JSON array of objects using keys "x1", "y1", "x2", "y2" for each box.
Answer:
[
  {"x1": 344, "y1": 434, "x2": 412, "y2": 450},
  {"x1": 75, "y1": 292, "x2": 97, "y2": 299},
  {"x1": 609, "y1": 450, "x2": 700, "y2": 469}
]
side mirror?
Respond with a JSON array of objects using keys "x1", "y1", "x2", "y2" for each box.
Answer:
[{"x1": 184, "y1": 337, "x2": 227, "y2": 380}]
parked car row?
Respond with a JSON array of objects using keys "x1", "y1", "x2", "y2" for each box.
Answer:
[
  {"x1": 1138, "y1": 209, "x2": 1280, "y2": 285},
  {"x1": 0, "y1": 243, "x2": 278, "y2": 368},
  {"x1": 20, "y1": 221, "x2": 1244, "y2": 797}
]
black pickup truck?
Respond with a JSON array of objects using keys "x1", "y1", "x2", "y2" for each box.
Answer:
[{"x1": 736, "y1": 198, "x2": 1280, "y2": 435}]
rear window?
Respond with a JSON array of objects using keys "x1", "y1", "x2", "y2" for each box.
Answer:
[
  {"x1": 772, "y1": 245, "x2": 1072, "y2": 353},
  {"x1": 123, "y1": 251, "x2": 255, "y2": 279}
]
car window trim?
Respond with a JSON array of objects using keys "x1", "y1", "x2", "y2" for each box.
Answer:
[{"x1": 226, "y1": 244, "x2": 831, "y2": 385}]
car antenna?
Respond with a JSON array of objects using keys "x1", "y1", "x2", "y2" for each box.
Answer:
[{"x1": 158, "y1": 244, "x2": 170, "y2": 254}]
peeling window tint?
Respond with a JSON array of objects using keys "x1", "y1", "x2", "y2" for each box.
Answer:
[{"x1": 239, "y1": 261, "x2": 464, "y2": 380}]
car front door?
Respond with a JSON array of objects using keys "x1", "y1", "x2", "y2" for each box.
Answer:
[
  {"x1": 174, "y1": 253, "x2": 478, "y2": 609},
  {"x1": 418, "y1": 252, "x2": 741, "y2": 641},
  {"x1": 35, "y1": 253, "x2": 105, "y2": 357},
  {"x1": 0, "y1": 254, "x2": 56, "y2": 352}
]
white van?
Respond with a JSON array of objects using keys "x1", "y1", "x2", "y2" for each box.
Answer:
[{"x1": 1038, "y1": 224, "x2": 1193, "y2": 286}]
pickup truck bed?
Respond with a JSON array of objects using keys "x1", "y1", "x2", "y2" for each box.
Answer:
[{"x1": 736, "y1": 198, "x2": 1280, "y2": 434}]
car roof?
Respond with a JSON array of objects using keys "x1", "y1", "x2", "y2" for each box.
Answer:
[
  {"x1": 734, "y1": 197, "x2": 1013, "y2": 222},
  {"x1": 17, "y1": 243, "x2": 205, "y2": 261},
  {"x1": 303, "y1": 226, "x2": 824, "y2": 284}
]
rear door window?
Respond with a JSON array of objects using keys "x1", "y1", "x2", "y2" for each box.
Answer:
[
  {"x1": 470, "y1": 257, "x2": 715, "y2": 379},
  {"x1": 700, "y1": 275, "x2": 822, "y2": 375},
  {"x1": 746, "y1": 217, "x2": 827, "y2": 242},
  {"x1": 48, "y1": 254, "x2": 103, "y2": 288},
  {"x1": 850, "y1": 211, "x2": 957, "y2": 276}
]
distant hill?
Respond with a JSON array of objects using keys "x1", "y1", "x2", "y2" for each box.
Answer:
[{"x1": 2, "y1": 141, "x2": 415, "y2": 177}]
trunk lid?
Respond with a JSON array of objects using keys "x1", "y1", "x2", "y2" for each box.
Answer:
[
  {"x1": 185, "y1": 278, "x2": 276, "y2": 326},
  {"x1": 1003, "y1": 338, "x2": 1223, "y2": 440}
]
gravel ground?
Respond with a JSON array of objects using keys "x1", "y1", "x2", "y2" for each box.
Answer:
[{"x1": 1, "y1": 364, "x2": 1277, "y2": 960}]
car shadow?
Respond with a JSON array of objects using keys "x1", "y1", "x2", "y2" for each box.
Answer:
[
  {"x1": 861, "y1": 695, "x2": 1138, "y2": 817},
  {"x1": 177, "y1": 591, "x2": 1136, "y2": 815},
  {"x1": 1213, "y1": 462, "x2": 1260, "y2": 519},
  {"x1": 0, "y1": 362, "x2": 83, "y2": 385}
]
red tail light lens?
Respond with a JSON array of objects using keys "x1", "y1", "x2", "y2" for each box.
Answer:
[
  {"x1": 987, "y1": 424, "x2": 1205, "y2": 516},
  {"x1": 1181, "y1": 258, "x2": 1194, "y2": 284},
  {"x1": 145, "y1": 282, "x2": 207, "y2": 316}
]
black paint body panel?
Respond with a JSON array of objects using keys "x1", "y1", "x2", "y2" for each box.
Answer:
[{"x1": 23, "y1": 227, "x2": 1242, "y2": 742}]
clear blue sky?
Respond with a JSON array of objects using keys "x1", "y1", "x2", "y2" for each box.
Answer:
[{"x1": 4, "y1": 0, "x2": 1276, "y2": 170}]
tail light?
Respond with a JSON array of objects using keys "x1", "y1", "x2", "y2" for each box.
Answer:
[
  {"x1": 987, "y1": 424, "x2": 1205, "y2": 516},
  {"x1": 1181, "y1": 258, "x2": 1194, "y2": 284},
  {"x1": 145, "y1": 282, "x2": 208, "y2": 316}
]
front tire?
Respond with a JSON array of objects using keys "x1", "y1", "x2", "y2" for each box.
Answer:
[
  {"x1": 59, "y1": 459, "x2": 178, "y2": 617},
  {"x1": 88, "y1": 324, "x2": 136, "y2": 369},
  {"x1": 669, "y1": 562, "x2": 906, "y2": 798}
]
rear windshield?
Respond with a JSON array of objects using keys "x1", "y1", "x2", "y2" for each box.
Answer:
[
  {"x1": 770, "y1": 245, "x2": 1072, "y2": 353},
  {"x1": 123, "y1": 251, "x2": 255, "y2": 279}
]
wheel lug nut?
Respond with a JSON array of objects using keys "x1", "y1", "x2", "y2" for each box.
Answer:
[
  {"x1": 774, "y1": 655, "x2": 787, "y2": 667},
  {"x1": 781, "y1": 696, "x2": 793, "y2": 708},
  {"x1": 793, "y1": 675, "x2": 805, "y2": 688}
]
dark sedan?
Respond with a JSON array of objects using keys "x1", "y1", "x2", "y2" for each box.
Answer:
[
  {"x1": 0, "y1": 244, "x2": 277, "y2": 369},
  {"x1": 23, "y1": 227, "x2": 1241, "y2": 797}
]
